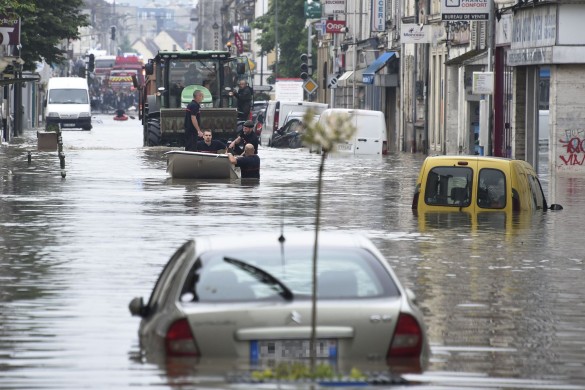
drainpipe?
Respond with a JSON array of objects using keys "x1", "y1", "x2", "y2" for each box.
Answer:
[{"x1": 412, "y1": 0, "x2": 418, "y2": 153}]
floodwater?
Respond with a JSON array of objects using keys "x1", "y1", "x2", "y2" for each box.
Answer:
[{"x1": 0, "y1": 115, "x2": 584, "y2": 389}]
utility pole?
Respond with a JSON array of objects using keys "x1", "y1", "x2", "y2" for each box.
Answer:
[
  {"x1": 274, "y1": 0, "x2": 278, "y2": 79},
  {"x1": 412, "y1": 0, "x2": 418, "y2": 153}
]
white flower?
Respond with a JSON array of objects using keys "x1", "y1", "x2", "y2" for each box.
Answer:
[{"x1": 302, "y1": 109, "x2": 357, "y2": 153}]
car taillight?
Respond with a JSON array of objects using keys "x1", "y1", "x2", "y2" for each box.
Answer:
[
  {"x1": 165, "y1": 318, "x2": 200, "y2": 357},
  {"x1": 387, "y1": 313, "x2": 422, "y2": 358},
  {"x1": 382, "y1": 140, "x2": 388, "y2": 155},
  {"x1": 274, "y1": 111, "x2": 279, "y2": 133}
]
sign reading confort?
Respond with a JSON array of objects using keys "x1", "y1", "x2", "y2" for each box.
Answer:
[{"x1": 441, "y1": 0, "x2": 491, "y2": 21}]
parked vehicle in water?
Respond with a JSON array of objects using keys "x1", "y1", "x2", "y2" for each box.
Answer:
[
  {"x1": 271, "y1": 118, "x2": 304, "y2": 148},
  {"x1": 45, "y1": 77, "x2": 92, "y2": 130},
  {"x1": 311, "y1": 109, "x2": 388, "y2": 156},
  {"x1": 261, "y1": 101, "x2": 328, "y2": 146},
  {"x1": 412, "y1": 156, "x2": 563, "y2": 214},
  {"x1": 129, "y1": 231, "x2": 429, "y2": 371}
]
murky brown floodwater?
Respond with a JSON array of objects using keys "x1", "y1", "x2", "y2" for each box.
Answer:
[{"x1": 1, "y1": 115, "x2": 584, "y2": 389}]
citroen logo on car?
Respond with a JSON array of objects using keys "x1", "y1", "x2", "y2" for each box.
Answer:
[{"x1": 288, "y1": 311, "x2": 302, "y2": 325}]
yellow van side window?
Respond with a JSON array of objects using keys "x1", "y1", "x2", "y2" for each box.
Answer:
[
  {"x1": 425, "y1": 167, "x2": 472, "y2": 207},
  {"x1": 478, "y1": 169, "x2": 506, "y2": 209}
]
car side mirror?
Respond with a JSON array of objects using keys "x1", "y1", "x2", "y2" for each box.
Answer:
[
  {"x1": 129, "y1": 297, "x2": 147, "y2": 317},
  {"x1": 144, "y1": 62, "x2": 153, "y2": 76}
]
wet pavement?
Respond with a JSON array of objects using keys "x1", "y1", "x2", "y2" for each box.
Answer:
[{"x1": 0, "y1": 115, "x2": 584, "y2": 389}]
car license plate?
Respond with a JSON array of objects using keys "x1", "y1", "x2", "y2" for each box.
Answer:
[
  {"x1": 62, "y1": 123, "x2": 75, "y2": 128},
  {"x1": 250, "y1": 339, "x2": 337, "y2": 360},
  {"x1": 337, "y1": 143, "x2": 352, "y2": 151}
]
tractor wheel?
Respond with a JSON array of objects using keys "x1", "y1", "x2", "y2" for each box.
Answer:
[{"x1": 146, "y1": 118, "x2": 161, "y2": 146}]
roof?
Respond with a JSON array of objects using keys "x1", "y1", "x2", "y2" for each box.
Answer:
[{"x1": 195, "y1": 231, "x2": 376, "y2": 254}]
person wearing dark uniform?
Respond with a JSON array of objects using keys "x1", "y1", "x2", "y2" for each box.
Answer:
[
  {"x1": 228, "y1": 120, "x2": 259, "y2": 155},
  {"x1": 228, "y1": 143, "x2": 260, "y2": 179},
  {"x1": 196, "y1": 130, "x2": 227, "y2": 153},
  {"x1": 184, "y1": 90, "x2": 204, "y2": 151},
  {"x1": 230, "y1": 80, "x2": 253, "y2": 121}
]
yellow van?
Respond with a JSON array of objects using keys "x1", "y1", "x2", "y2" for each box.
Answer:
[{"x1": 412, "y1": 156, "x2": 563, "y2": 213}]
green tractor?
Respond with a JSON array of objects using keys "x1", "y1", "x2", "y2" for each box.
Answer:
[{"x1": 139, "y1": 50, "x2": 252, "y2": 146}]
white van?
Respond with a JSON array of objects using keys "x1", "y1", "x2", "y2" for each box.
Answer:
[
  {"x1": 45, "y1": 77, "x2": 92, "y2": 130},
  {"x1": 261, "y1": 100, "x2": 328, "y2": 146},
  {"x1": 314, "y1": 109, "x2": 388, "y2": 155}
]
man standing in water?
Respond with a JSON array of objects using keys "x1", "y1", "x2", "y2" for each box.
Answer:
[
  {"x1": 184, "y1": 90, "x2": 204, "y2": 151},
  {"x1": 228, "y1": 143, "x2": 260, "y2": 179}
]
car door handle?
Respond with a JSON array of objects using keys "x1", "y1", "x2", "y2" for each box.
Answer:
[{"x1": 357, "y1": 138, "x2": 367, "y2": 142}]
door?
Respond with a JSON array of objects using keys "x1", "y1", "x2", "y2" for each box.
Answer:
[{"x1": 354, "y1": 114, "x2": 384, "y2": 155}]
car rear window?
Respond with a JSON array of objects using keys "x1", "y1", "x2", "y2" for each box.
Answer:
[
  {"x1": 424, "y1": 166, "x2": 472, "y2": 207},
  {"x1": 179, "y1": 247, "x2": 400, "y2": 303}
]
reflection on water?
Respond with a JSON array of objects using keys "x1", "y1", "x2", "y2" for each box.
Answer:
[{"x1": 0, "y1": 119, "x2": 584, "y2": 389}]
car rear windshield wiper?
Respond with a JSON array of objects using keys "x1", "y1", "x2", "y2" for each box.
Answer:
[{"x1": 223, "y1": 256, "x2": 293, "y2": 301}]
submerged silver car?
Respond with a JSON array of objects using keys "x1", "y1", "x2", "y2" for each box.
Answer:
[{"x1": 129, "y1": 231, "x2": 429, "y2": 371}]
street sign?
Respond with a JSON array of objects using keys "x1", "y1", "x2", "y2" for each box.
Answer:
[
  {"x1": 303, "y1": 78, "x2": 318, "y2": 94},
  {"x1": 254, "y1": 85, "x2": 273, "y2": 92},
  {"x1": 304, "y1": 0, "x2": 321, "y2": 19},
  {"x1": 327, "y1": 74, "x2": 340, "y2": 89}
]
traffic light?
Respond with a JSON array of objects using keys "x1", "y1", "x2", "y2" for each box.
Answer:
[
  {"x1": 110, "y1": 26, "x2": 116, "y2": 40},
  {"x1": 300, "y1": 53, "x2": 311, "y2": 80},
  {"x1": 88, "y1": 54, "x2": 95, "y2": 72}
]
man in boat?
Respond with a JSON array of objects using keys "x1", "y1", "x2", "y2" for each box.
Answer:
[
  {"x1": 196, "y1": 129, "x2": 227, "y2": 153},
  {"x1": 184, "y1": 90, "x2": 204, "y2": 151},
  {"x1": 228, "y1": 120, "x2": 259, "y2": 155},
  {"x1": 228, "y1": 143, "x2": 260, "y2": 179}
]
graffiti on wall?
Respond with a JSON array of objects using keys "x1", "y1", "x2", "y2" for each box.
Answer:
[{"x1": 559, "y1": 128, "x2": 585, "y2": 166}]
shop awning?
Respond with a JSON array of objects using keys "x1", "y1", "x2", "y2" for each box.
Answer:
[
  {"x1": 445, "y1": 49, "x2": 487, "y2": 66},
  {"x1": 362, "y1": 52, "x2": 396, "y2": 84},
  {"x1": 337, "y1": 69, "x2": 366, "y2": 87},
  {"x1": 337, "y1": 70, "x2": 353, "y2": 87}
]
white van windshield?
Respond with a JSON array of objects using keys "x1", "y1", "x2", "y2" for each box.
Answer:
[{"x1": 48, "y1": 89, "x2": 89, "y2": 104}]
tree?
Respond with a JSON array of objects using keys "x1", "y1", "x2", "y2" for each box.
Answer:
[
  {"x1": 1, "y1": 0, "x2": 89, "y2": 71},
  {"x1": 0, "y1": 1, "x2": 34, "y2": 15},
  {"x1": 251, "y1": 0, "x2": 309, "y2": 80}
]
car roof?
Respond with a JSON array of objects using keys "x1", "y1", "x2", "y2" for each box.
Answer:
[
  {"x1": 194, "y1": 231, "x2": 375, "y2": 254},
  {"x1": 424, "y1": 155, "x2": 513, "y2": 163}
]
